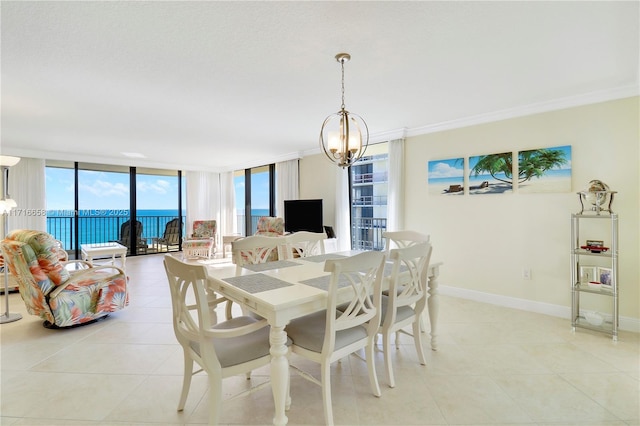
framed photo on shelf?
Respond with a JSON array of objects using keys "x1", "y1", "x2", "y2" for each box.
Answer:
[
  {"x1": 598, "y1": 266, "x2": 613, "y2": 288},
  {"x1": 579, "y1": 266, "x2": 597, "y2": 284}
]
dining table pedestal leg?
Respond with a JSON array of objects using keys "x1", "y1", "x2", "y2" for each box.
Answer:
[
  {"x1": 427, "y1": 263, "x2": 441, "y2": 351},
  {"x1": 270, "y1": 325, "x2": 289, "y2": 425}
]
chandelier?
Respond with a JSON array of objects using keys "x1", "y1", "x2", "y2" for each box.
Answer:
[{"x1": 319, "y1": 53, "x2": 369, "y2": 168}]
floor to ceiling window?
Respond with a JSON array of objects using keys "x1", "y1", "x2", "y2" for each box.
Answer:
[
  {"x1": 77, "y1": 163, "x2": 131, "y2": 250},
  {"x1": 234, "y1": 164, "x2": 275, "y2": 236},
  {"x1": 45, "y1": 161, "x2": 184, "y2": 258},
  {"x1": 349, "y1": 143, "x2": 389, "y2": 250},
  {"x1": 136, "y1": 167, "x2": 185, "y2": 253},
  {"x1": 45, "y1": 162, "x2": 76, "y2": 251}
]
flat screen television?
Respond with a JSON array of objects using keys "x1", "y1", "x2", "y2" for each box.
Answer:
[{"x1": 284, "y1": 199, "x2": 323, "y2": 233}]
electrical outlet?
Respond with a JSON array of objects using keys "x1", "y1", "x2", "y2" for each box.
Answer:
[{"x1": 523, "y1": 268, "x2": 532, "y2": 280}]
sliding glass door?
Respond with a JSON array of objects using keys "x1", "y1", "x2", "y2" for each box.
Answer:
[
  {"x1": 46, "y1": 162, "x2": 184, "y2": 258},
  {"x1": 234, "y1": 164, "x2": 275, "y2": 236}
]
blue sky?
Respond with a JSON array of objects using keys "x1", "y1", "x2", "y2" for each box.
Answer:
[
  {"x1": 46, "y1": 167, "x2": 270, "y2": 212},
  {"x1": 45, "y1": 168, "x2": 183, "y2": 211}
]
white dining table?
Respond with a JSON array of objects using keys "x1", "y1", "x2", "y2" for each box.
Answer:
[{"x1": 205, "y1": 251, "x2": 442, "y2": 426}]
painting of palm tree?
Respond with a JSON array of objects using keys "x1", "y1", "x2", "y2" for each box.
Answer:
[
  {"x1": 469, "y1": 152, "x2": 513, "y2": 195},
  {"x1": 518, "y1": 145, "x2": 571, "y2": 193}
]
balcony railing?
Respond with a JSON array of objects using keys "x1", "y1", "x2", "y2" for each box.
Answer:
[
  {"x1": 351, "y1": 217, "x2": 387, "y2": 251},
  {"x1": 352, "y1": 195, "x2": 388, "y2": 206},
  {"x1": 47, "y1": 213, "x2": 385, "y2": 255},
  {"x1": 48, "y1": 213, "x2": 271, "y2": 254},
  {"x1": 47, "y1": 214, "x2": 186, "y2": 256},
  {"x1": 352, "y1": 171, "x2": 388, "y2": 185}
]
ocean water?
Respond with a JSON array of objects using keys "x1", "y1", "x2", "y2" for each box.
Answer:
[{"x1": 47, "y1": 209, "x2": 270, "y2": 249}]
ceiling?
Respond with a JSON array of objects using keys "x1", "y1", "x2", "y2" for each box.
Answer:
[{"x1": 1, "y1": 1, "x2": 638, "y2": 172}]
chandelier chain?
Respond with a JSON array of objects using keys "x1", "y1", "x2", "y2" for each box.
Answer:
[{"x1": 341, "y1": 59, "x2": 346, "y2": 110}]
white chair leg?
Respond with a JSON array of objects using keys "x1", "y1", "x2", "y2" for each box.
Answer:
[
  {"x1": 178, "y1": 352, "x2": 193, "y2": 411},
  {"x1": 383, "y1": 331, "x2": 395, "y2": 388},
  {"x1": 366, "y1": 339, "x2": 382, "y2": 397},
  {"x1": 413, "y1": 320, "x2": 427, "y2": 365},
  {"x1": 321, "y1": 361, "x2": 334, "y2": 426}
]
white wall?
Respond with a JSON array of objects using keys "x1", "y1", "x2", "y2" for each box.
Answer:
[
  {"x1": 299, "y1": 155, "x2": 337, "y2": 230},
  {"x1": 405, "y1": 97, "x2": 639, "y2": 325},
  {"x1": 300, "y1": 97, "x2": 639, "y2": 327}
]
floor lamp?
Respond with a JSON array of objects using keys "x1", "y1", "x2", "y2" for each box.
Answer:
[{"x1": 0, "y1": 155, "x2": 22, "y2": 324}]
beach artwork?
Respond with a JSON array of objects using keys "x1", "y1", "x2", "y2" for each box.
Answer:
[
  {"x1": 428, "y1": 158, "x2": 464, "y2": 195},
  {"x1": 518, "y1": 145, "x2": 572, "y2": 193},
  {"x1": 468, "y1": 152, "x2": 514, "y2": 195}
]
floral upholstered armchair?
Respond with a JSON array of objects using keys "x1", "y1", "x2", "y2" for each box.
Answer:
[
  {"x1": 183, "y1": 220, "x2": 216, "y2": 259},
  {"x1": 255, "y1": 216, "x2": 284, "y2": 237},
  {"x1": 254, "y1": 216, "x2": 284, "y2": 261},
  {"x1": 1, "y1": 230, "x2": 129, "y2": 328},
  {"x1": 0, "y1": 238, "x2": 67, "y2": 292}
]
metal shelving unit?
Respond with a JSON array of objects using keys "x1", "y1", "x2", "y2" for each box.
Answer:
[{"x1": 570, "y1": 211, "x2": 619, "y2": 340}]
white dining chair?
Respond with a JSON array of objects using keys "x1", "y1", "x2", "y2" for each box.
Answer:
[
  {"x1": 286, "y1": 251, "x2": 385, "y2": 425},
  {"x1": 163, "y1": 255, "x2": 279, "y2": 425},
  {"x1": 382, "y1": 230, "x2": 430, "y2": 256},
  {"x1": 282, "y1": 231, "x2": 327, "y2": 259},
  {"x1": 382, "y1": 230, "x2": 431, "y2": 339},
  {"x1": 379, "y1": 242, "x2": 432, "y2": 388},
  {"x1": 231, "y1": 235, "x2": 285, "y2": 274}
]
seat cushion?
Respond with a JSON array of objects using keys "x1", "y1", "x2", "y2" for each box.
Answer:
[
  {"x1": 380, "y1": 295, "x2": 415, "y2": 325},
  {"x1": 191, "y1": 316, "x2": 272, "y2": 368},
  {"x1": 286, "y1": 310, "x2": 368, "y2": 353}
]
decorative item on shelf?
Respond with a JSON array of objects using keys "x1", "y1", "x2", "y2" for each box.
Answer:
[
  {"x1": 577, "y1": 179, "x2": 616, "y2": 214},
  {"x1": 319, "y1": 53, "x2": 369, "y2": 168},
  {"x1": 580, "y1": 239, "x2": 609, "y2": 253},
  {"x1": 584, "y1": 311, "x2": 604, "y2": 326},
  {"x1": 597, "y1": 266, "x2": 613, "y2": 289},
  {"x1": 0, "y1": 155, "x2": 22, "y2": 324},
  {"x1": 587, "y1": 281, "x2": 602, "y2": 290}
]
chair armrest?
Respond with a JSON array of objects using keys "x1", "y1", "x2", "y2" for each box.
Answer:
[
  {"x1": 49, "y1": 265, "x2": 126, "y2": 299},
  {"x1": 204, "y1": 318, "x2": 269, "y2": 339},
  {"x1": 62, "y1": 259, "x2": 93, "y2": 270}
]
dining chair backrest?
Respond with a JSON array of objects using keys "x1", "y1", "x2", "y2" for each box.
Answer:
[
  {"x1": 323, "y1": 251, "x2": 385, "y2": 354},
  {"x1": 231, "y1": 235, "x2": 284, "y2": 273},
  {"x1": 386, "y1": 242, "x2": 433, "y2": 313},
  {"x1": 382, "y1": 230, "x2": 430, "y2": 256},
  {"x1": 283, "y1": 231, "x2": 327, "y2": 259},
  {"x1": 164, "y1": 255, "x2": 212, "y2": 345}
]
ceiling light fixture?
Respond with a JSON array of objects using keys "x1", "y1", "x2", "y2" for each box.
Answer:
[{"x1": 319, "y1": 53, "x2": 369, "y2": 168}]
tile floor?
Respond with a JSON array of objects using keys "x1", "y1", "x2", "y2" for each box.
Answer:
[{"x1": 1, "y1": 253, "x2": 638, "y2": 425}]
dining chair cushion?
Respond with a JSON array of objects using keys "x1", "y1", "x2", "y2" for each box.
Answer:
[
  {"x1": 380, "y1": 295, "x2": 415, "y2": 325},
  {"x1": 188, "y1": 316, "x2": 272, "y2": 368},
  {"x1": 286, "y1": 310, "x2": 368, "y2": 353}
]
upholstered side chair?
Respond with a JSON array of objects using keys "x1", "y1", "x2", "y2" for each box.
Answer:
[{"x1": 183, "y1": 220, "x2": 217, "y2": 259}]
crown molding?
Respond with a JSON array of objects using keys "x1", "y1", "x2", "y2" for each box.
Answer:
[{"x1": 406, "y1": 84, "x2": 639, "y2": 138}]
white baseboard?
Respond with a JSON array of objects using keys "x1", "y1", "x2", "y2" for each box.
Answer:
[{"x1": 438, "y1": 285, "x2": 640, "y2": 333}]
